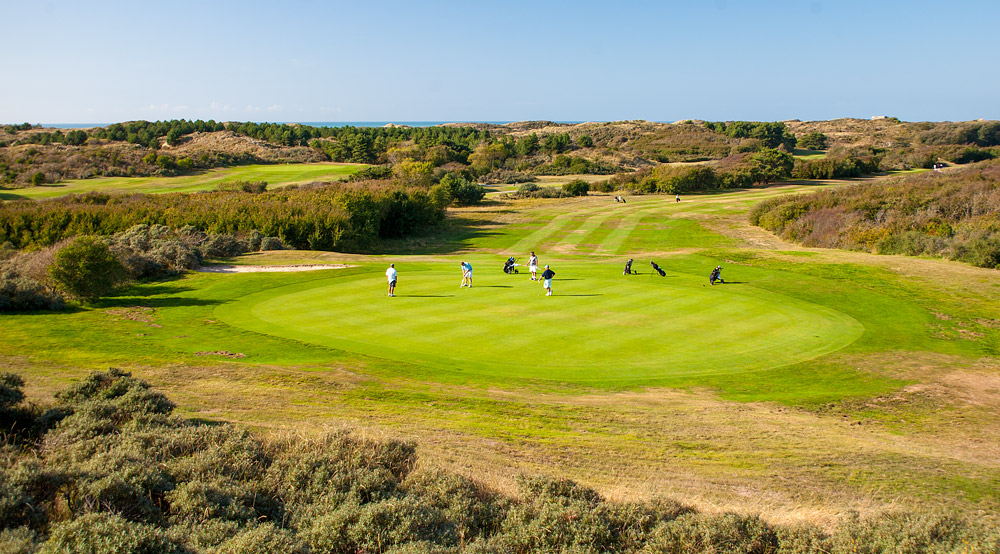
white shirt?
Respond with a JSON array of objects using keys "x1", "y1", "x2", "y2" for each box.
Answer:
[{"x1": 386, "y1": 267, "x2": 397, "y2": 282}]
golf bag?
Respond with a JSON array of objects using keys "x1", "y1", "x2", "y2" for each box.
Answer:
[
  {"x1": 650, "y1": 261, "x2": 666, "y2": 277},
  {"x1": 503, "y1": 257, "x2": 519, "y2": 274},
  {"x1": 623, "y1": 258, "x2": 635, "y2": 275}
]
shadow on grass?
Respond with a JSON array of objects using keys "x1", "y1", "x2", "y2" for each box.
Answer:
[
  {"x1": 401, "y1": 294, "x2": 455, "y2": 298},
  {"x1": 99, "y1": 296, "x2": 221, "y2": 308},
  {"x1": 378, "y1": 216, "x2": 506, "y2": 256},
  {"x1": 0, "y1": 192, "x2": 28, "y2": 200}
]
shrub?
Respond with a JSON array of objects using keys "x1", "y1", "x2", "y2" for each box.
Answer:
[
  {"x1": 563, "y1": 179, "x2": 590, "y2": 196},
  {"x1": 403, "y1": 469, "x2": 505, "y2": 544},
  {"x1": 828, "y1": 511, "x2": 983, "y2": 554},
  {"x1": 478, "y1": 169, "x2": 536, "y2": 185},
  {"x1": 796, "y1": 132, "x2": 827, "y2": 150},
  {"x1": 215, "y1": 180, "x2": 267, "y2": 193},
  {"x1": 0, "y1": 527, "x2": 39, "y2": 554},
  {"x1": 516, "y1": 183, "x2": 539, "y2": 195},
  {"x1": 347, "y1": 165, "x2": 394, "y2": 181},
  {"x1": 0, "y1": 267, "x2": 65, "y2": 312},
  {"x1": 643, "y1": 512, "x2": 780, "y2": 554},
  {"x1": 212, "y1": 523, "x2": 307, "y2": 554},
  {"x1": 259, "y1": 236, "x2": 285, "y2": 251},
  {"x1": 38, "y1": 513, "x2": 185, "y2": 554},
  {"x1": 201, "y1": 234, "x2": 242, "y2": 258},
  {"x1": 48, "y1": 236, "x2": 127, "y2": 302},
  {"x1": 440, "y1": 173, "x2": 486, "y2": 206}
]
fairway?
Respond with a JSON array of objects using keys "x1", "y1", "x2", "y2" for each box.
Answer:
[
  {"x1": 0, "y1": 162, "x2": 365, "y2": 200},
  {"x1": 215, "y1": 261, "x2": 863, "y2": 383}
]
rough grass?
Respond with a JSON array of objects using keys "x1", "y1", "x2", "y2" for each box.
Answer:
[{"x1": 3, "y1": 180, "x2": 999, "y2": 526}]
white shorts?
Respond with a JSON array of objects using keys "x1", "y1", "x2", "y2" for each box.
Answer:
[
  {"x1": 543, "y1": 279, "x2": 552, "y2": 288},
  {"x1": 530, "y1": 265, "x2": 538, "y2": 273}
]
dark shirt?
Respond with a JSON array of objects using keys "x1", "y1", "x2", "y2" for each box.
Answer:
[{"x1": 541, "y1": 269, "x2": 555, "y2": 280}]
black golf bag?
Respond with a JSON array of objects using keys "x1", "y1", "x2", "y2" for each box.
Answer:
[
  {"x1": 710, "y1": 267, "x2": 724, "y2": 285},
  {"x1": 503, "y1": 257, "x2": 519, "y2": 274},
  {"x1": 623, "y1": 259, "x2": 635, "y2": 275},
  {"x1": 650, "y1": 261, "x2": 666, "y2": 277}
]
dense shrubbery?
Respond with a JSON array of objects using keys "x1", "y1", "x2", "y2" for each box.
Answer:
[
  {"x1": 918, "y1": 121, "x2": 1000, "y2": 147},
  {"x1": 705, "y1": 121, "x2": 797, "y2": 150},
  {"x1": 215, "y1": 180, "x2": 267, "y2": 193},
  {"x1": 0, "y1": 225, "x2": 284, "y2": 311},
  {"x1": 750, "y1": 160, "x2": 1000, "y2": 268},
  {"x1": 1, "y1": 370, "x2": 997, "y2": 553},
  {"x1": 562, "y1": 179, "x2": 590, "y2": 196},
  {"x1": 796, "y1": 132, "x2": 828, "y2": 150},
  {"x1": 0, "y1": 182, "x2": 444, "y2": 252},
  {"x1": 610, "y1": 149, "x2": 795, "y2": 194},
  {"x1": 793, "y1": 147, "x2": 884, "y2": 179},
  {"x1": 532, "y1": 155, "x2": 617, "y2": 176}
]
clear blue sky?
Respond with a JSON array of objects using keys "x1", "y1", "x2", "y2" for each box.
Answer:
[{"x1": 2, "y1": 0, "x2": 997, "y2": 124}]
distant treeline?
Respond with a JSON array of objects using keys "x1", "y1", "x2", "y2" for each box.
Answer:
[
  {"x1": 2, "y1": 369, "x2": 996, "y2": 554},
  {"x1": 750, "y1": 160, "x2": 1000, "y2": 268},
  {"x1": 0, "y1": 182, "x2": 444, "y2": 252}
]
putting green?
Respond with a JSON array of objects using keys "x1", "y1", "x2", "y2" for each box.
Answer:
[{"x1": 216, "y1": 261, "x2": 863, "y2": 384}]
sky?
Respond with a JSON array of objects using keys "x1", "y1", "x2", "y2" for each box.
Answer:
[{"x1": 2, "y1": 0, "x2": 998, "y2": 124}]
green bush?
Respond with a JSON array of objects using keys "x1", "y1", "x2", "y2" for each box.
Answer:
[
  {"x1": 38, "y1": 513, "x2": 185, "y2": 554},
  {"x1": 643, "y1": 512, "x2": 780, "y2": 554},
  {"x1": 563, "y1": 179, "x2": 590, "y2": 196},
  {"x1": 215, "y1": 180, "x2": 268, "y2": 193},
  {"x1": 48, "y1": 236, "x2": 127, "y2": 302},
  {"x1": 212, "y1": 523, "x2": 307, "y2": 554},
  {"x1": 0, "y1": 527, "x2": 39, "y2": 554},
  {"x1": 796, "y1": 132, "x2": 827, "y2": 150}
]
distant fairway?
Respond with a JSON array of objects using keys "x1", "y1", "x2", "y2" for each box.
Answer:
[
  {"x1": 0, "y1": 162, "x2": 365, "y2": 200},
  {"x1": 215, "y1": 261, "x2": 863, "y2": 384}
]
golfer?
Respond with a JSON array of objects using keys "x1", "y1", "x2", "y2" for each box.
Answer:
[
  {"x1": 386, "y1": 263, "x2": 397, "y2": 297},
  {"x1": 461, "y1": 261, "x2": 473, "y2": 287},
  {"x1": 541, "y1": 264, "x2": 556, "y2": 296},
  {"x1": 528, "y1": 251, "x2": 539, "y2": 281}
]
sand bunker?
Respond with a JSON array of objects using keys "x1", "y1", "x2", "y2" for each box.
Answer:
[{"x1": 197, "y1": 264, "x2": 352, "y2": 273}]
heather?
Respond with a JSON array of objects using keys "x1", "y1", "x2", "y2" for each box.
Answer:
[
  {"x1": 2, "y1": 370, "x2": 997, "y2": 554},
  {"x1": 750, "y1": 161, "x2": 1000, "y2": 267}
]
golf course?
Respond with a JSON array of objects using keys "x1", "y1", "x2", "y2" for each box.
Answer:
[{"x1": 3, "y1": 179, "x2": 999, "y2": 527}]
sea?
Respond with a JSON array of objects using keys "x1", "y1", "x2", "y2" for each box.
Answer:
[{"x1": 39, "y1": 121, "x2": 589, "y2": 129}]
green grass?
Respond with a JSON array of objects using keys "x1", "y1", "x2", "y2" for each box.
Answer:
[
  {"x1": 792, "y1": 148, "x2": 827, "y2": 160},
  {"x1": 0, "y1": 163, "x2": 365, "y2": 200}
]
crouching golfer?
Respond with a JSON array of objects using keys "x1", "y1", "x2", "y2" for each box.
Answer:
[
  {"x1": 386, "y1": 263, "x2": 397, "y2": 296},
  {"x1": 541, "y1": 264, "x2": 556, "y2": 296},
  {"x1": 709, "y1": 265, "x2": 724, "y2": 285}
]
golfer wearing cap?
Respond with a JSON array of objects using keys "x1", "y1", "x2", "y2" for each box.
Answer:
[{"x1": 540, "y1": 264, "x2": 556, "y2": 296}]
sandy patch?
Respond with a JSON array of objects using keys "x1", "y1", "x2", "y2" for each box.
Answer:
[{"x1": 196, "y1": 264, "x2": 353, "y2": 273}]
